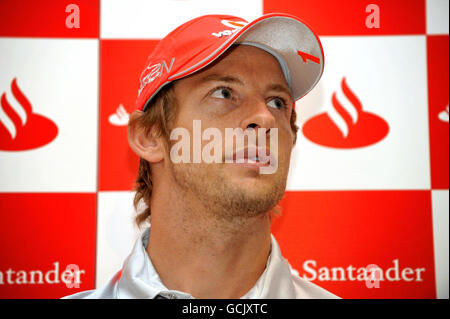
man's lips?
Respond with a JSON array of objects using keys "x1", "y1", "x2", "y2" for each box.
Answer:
[{"x1": 224, "y1": 145, "x2": 276, "y2": 168}]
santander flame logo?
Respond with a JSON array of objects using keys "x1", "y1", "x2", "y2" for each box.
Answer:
[
  {"x1": 438, "y1": 104, "x2": 449, "y2": 123},
  {"x1": 0, "y1": 78, "x2": 58, "y2": 151},
  {"x1": 108, "y1": 104, "x2": 129, "y2": 126},
  {"x1": 302, "y1": 77, "x2": 389, "y2": 149}
]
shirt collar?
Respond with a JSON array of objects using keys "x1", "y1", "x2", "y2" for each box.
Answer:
[{"x1": 116, "y1": 227, "x2": 296, "y2": 299}]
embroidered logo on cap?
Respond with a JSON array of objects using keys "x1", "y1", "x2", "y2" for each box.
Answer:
[
  {"x1": 138, "y1": 57, "x2": 175, "y2": 96},
  {"x1": 297, "y1": 50, "x2": 321, "y2": 64},
  {"x1": 211, "y1": 19, "x2": 247, "y2": 38}
]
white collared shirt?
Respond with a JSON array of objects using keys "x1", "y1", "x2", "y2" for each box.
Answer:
[{"x1": 63, "y1": 227, "x2": 339, "y2": 299}]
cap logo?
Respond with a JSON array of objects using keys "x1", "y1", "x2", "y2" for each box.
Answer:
[
  {"x1": 211, "y1": 19, "x2": 247, "y2": 38},
  {"x1": 297, "y1": 50, "x2": 321, "y2": 64},
  {"x1": 221, "y1": 20, "x2": 247, "y2": 29},
  {"x1": 138, "y1": 57, "x2": 175, "y2": 96}
]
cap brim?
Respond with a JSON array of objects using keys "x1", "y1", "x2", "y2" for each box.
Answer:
[
  {"x1": 168, "y1": 13, "x2": 324, "y2": 101},
  {"x1": 142, "y1": 13, "x2": 324, "y2": 111}
]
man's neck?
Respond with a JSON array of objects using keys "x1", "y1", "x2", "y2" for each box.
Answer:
[{"x1": 146, "y1": 185, "x2": 272, "y2": 299}]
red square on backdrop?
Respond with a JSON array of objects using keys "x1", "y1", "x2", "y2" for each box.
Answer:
[
  {"x1": 0, "y1": 0, "x2": 99, "y2": 38},
  {"x1": 263, "y1": 0, "x2": 426, "y2": 36},
  {"x1": 99, "y1": 40, "x2": 159, "y2": 191},
  {"x1": 0, "y1": 193, "x2": 96, "y2": 298},
  {"x1": 427, "y1": 35, "x2": 449, "y2": 189},
  {"x1": 272, "y1": 190, "x2": 436, "y2": 298}
]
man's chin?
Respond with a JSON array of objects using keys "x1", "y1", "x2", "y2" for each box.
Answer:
[
  {"x1": 170, "y1": 162, "x2": 287, "y2": 220},
  {"x1": 226, "y1": 164, "x2": 286, "y2": 191},
  {"x1": 220, "y1": 177, "x2": 286, "y2": 217}
]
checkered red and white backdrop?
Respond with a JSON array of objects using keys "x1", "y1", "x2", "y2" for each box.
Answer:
[{"x1": 0, "y1": 0, "x2": 448, "y2": 299}]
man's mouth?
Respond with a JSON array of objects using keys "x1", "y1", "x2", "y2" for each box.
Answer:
[{"x1": 225, "y1": 145, "x2": 275, "y2": 168}]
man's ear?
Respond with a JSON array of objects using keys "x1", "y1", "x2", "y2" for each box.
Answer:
[{"x1": 128, "y1": 111, "x2": 165, "y2": 163}]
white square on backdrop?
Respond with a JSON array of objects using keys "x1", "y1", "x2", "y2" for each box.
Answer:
[
  {"x1": 100, "y1": 0, "x2": 263, "y2": 39},
  {"x1": 427, "y1": 0, "x2": 450, "y2": 35},
  {"x1": 287, "y1": 36, "x2": 430, "y2": 190},
  {"x1": 0, "y1": 38, "x2": 98, "y2": 192},
  {"x1": 432, "y1": 190, "x2": 449, "y2": 299},
  {"x1": 96, "y1": 191, "x2": 142, "y2": 288}
]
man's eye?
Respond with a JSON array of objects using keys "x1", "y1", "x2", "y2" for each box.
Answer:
[
  {"x1": 267, "y1": 97, "x2": 286, "y2": 109},
  {"x1": 211, "y1": 87, "x2": 232, "y2": 99}
]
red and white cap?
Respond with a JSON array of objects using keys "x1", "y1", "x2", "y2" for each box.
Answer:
[{"x1": 136, "y1": 13, "x2": 324, "y2": 111}]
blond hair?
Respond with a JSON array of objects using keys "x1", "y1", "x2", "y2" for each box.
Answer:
[{"x1": 129, "y1": 84, "x2": 178, "y2": 228}]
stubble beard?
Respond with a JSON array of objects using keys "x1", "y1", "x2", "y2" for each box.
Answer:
[{"x1": 168, "y1": 160, "x2": 288, "y2": 223}]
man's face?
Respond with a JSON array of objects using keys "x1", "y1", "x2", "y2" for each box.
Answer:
[{"x1": 166, "y1": 44, "x2": 295, "y2": 221}]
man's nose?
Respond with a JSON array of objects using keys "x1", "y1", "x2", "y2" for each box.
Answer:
[{"x1": 239, "y1": 97, "x2": 276, "y2": 133}]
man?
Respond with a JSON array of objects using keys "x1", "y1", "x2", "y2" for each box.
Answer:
[{"x1": 65, "y1": 13, "x2": 338, "y2": 299}]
